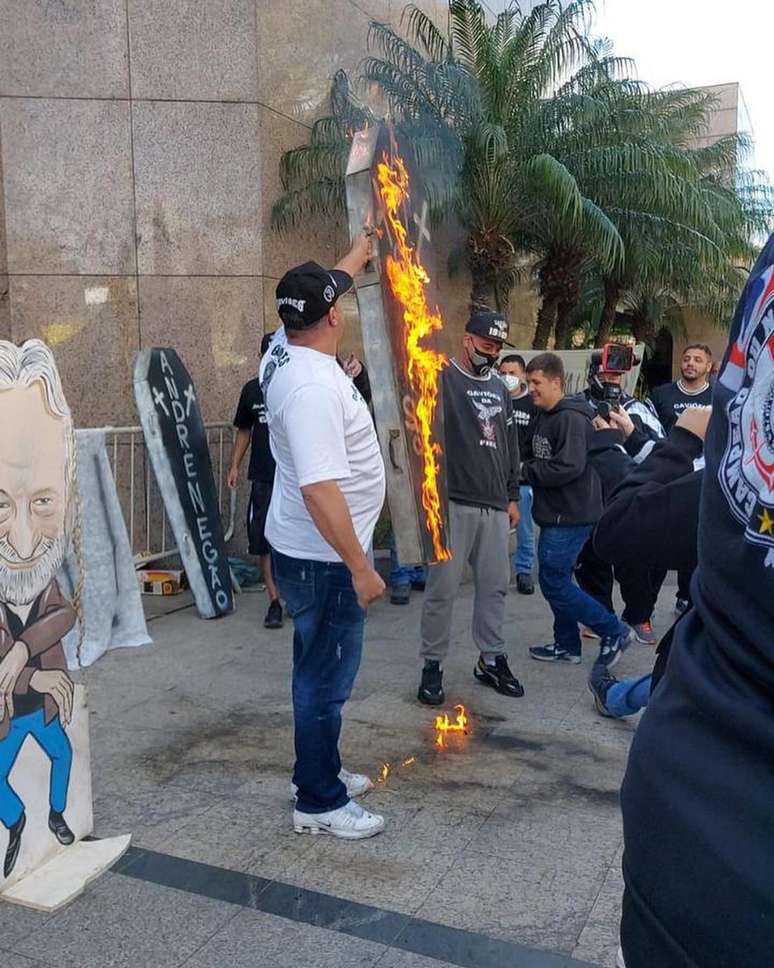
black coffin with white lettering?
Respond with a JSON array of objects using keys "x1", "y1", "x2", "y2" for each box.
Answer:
[{"x1": 133, "y1": 348, "x2": 234, "y2": 618}]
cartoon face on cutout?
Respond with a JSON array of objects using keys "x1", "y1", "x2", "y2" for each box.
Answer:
[{"x1": 0, "y1": 341, "x2": 73, "y2": 607}]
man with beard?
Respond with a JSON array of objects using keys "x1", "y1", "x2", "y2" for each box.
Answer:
[{"x1": 0, "y1": 340, "x2": 78, "y2": 878}]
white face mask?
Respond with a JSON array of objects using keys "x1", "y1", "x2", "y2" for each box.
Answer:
[{"x1": 501, "y1": 374, "x2": 521, "y2": 392}]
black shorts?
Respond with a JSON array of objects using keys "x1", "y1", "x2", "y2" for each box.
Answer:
[{"x1": 247, "y1": 480, "x2": 273, "y2": 556}]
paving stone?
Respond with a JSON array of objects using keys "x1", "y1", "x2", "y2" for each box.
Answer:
[
  {"x1": 182, "y1": 907, "x2": 387, "y2": 968},
  {"x1": 5, "y1": 873, "x2": 238, "y2": 968}
]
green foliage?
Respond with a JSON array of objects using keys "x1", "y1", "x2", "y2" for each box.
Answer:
[{"x1": 271, "y1": 0, "x2": 774, "y2": 345}]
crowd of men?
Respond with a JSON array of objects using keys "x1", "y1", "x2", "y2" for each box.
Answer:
[{"x1": 228, "y1": 231, "x2": 774, "y2": 967}]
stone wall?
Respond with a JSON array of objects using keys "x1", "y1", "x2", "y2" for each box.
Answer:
[{"x1": 0, "y1": 0, "x2": 458, "y2": 428}]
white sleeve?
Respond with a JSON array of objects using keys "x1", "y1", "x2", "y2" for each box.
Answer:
[{"x1": 282, "y1": 384, "x2": 351, "y2": 487}]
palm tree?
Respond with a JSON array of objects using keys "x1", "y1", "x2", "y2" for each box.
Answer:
[
  {"x1": 270, "y1": 71, "x2": 374, "y2": 234},
  {"x1": 363, "y1": 0, "x2": 600, "y2": 312}
]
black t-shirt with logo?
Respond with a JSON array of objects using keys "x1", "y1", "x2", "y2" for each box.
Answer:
[
  {"x1": 509, "y1": 391, "x2": 537, "y2": 453},
  {"x1": 441, "y1": 361, "x2": 520, "y2": 511},
  {"x1": 647, "y1": 380, "x2": 713, "y2": 432},
  {"x1": 233, "y1": 378, "x2": 275, "y2": 483}
]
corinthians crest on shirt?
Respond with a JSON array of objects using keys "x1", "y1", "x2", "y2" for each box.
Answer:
[{"x1": 719, "y1": 260, "x2": 774, "y2": 561}]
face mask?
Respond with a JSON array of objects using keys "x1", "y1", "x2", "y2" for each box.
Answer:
[
  {"x1": 468, "y1": 346, "x2": 499, "y2": 376},
  {"x1": 501, "y1": 374, "x2": 521, "y2": 392}
]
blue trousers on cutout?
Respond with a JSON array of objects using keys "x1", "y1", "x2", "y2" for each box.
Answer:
[
  {"x1": 511, "y1": 484, "x2": 535, "y2": 575},
  {"x1": 605, "y1": 674, "x2": 652, "y2": 718},
  {"x1": 538, "y1": 525, "x2": 624, "y2": 657},
  {"x1": 389, "y1": 536, "x2": 426, "y2": 587},
  {"x1": 0, "y1": 708, "x2": 72, "y2": 828},
  {"x1": 273, "y1": 550, "x2": 365, "y2": 815}
]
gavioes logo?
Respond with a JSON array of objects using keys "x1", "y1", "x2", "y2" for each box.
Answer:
[{"x1": 719, "y1": 263, "x2": 774, "y2": 565}]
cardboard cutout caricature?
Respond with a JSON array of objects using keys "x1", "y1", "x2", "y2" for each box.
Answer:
[{"x1": 0, "y1": 340, "x2": 128, "y2": 911}]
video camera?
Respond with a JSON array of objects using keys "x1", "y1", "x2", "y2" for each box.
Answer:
[{"x1": 588, "y1": 343, "x2": 639, "y2": 419}]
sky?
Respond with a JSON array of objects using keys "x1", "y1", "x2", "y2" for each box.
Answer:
[{"x1": 591, "y1": 0, "x2": 774, "y2": 184}]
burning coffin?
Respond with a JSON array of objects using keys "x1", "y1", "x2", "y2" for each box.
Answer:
[{"x1": 345, "y1": 125, "x2": 450, "y2": 566}]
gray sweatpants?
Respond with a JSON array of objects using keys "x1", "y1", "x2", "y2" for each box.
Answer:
[{"x1": 420, "y1": 500, "x2": 510, "y2": 663}]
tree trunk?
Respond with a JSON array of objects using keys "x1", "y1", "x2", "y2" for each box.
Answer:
[
  {"x1": 554, "y1": 299, "x2": 576, "y2": 349},
  {"x1": 469, "y1": 267, "x2": 495, "y2": 312},
  {"x1": 533, "y1": 294, "x2": 559, "y2": 348},
  {"x1": 594, "y1": 278, "x2": 620, "y2": 346},
  {"x1": 630, "y1": 314, "x2": 655, "y2": 346}
]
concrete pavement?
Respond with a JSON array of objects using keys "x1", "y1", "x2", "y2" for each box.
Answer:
[{"x1": 0, "y1": 572, "x2": 668, "y2": 968}]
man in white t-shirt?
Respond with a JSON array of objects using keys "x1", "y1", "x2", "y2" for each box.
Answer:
[{"x1": 259, "y1": 234, "x2": 387, "y2": 840}]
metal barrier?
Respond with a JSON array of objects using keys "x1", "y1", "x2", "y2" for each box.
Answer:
[{"x1": 104, "y1": 422, "x2": 238, "y2": 568}]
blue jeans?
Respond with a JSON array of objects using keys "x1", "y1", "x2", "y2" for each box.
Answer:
[
  {"x1": 389, "y1": 536, "x2": 426, "y2": 587},
  {"x1": 273, "y1": 551, "x2": 365, "y2": 815},
  {"x1": 606, "y1": 674, "x2": 651, "y2": 718},
  {"x1": 512, "y1": 485, "x2": 535, "y2": 575},
  {"x1": 0, "y1": 708, "x2": 72, "y2": 828},
  {"x1": 538, "y1": 525, "x2": 624, "y2": 656}
]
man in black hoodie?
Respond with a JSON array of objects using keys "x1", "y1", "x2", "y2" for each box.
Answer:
[{"x1": 522, "y1": 353, "x2": 633, "y2": 666}]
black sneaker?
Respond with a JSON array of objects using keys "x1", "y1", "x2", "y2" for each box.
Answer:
[
  {"x1": 598, "y1": 625, "x2": 634, "y2": 669},
  {"x1": 264, "y1": 599, "x2": 283, "y2": 629},
  {"x1": 473, "y1": 654, "x2": 525, "y2": 697},
  {"x1": 411, "y1": 578, "x2": 426, "y2": 592},
  {"x1": 516, "y1": 573, "x2": 535, "y2": 595},
  {"x1": 588, "y1": 662, "x2": 617, "y2": 718},
  {"x1": 391, "y1": 584, "x2": 411, "y2": 605},
  {"x1": 529, "y1": 643, "x2": 581, "y2": 664},
  {"x1": 418, "y1": 660, "x2": 444, "y2": 705},
  {"x1": 48, "y1": 809, "x2": 75, "y2": 846},
  {"x1": 4, "y1": 811, "x2": 25, "y2": 877},
  {"x1": 675, "y1": 596, "x2": 690, "y2": 616}
]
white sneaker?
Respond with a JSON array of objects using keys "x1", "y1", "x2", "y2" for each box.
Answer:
[
  {"x1": 293, "y1": 799, "x2": 385, "y2": 840},
  {"x1": 290, "y1": 768, "x2": 373, "y2": 802},
  {"x1": 616, "y1": 946, "x2": 626, "y2": 968}
]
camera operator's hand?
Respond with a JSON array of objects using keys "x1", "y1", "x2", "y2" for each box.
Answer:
[
  {"x1": 676, "y1": 405, "x2": 712, "y2": 442},
  {"x1": 592, "y1": 415, "x2": 612, "y2": 431},
  {"x1": 608, "y1": 407, "x2": 635, "y2": 439}
]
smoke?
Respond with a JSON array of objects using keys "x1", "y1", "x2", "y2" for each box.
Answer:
[{"x1": 0, "y1": 535, "x2": 66, "y2": 607}]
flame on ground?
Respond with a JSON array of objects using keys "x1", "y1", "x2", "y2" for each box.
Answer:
[
  {"x1": 401, "y1": 756, "x2": 417, "y2": 767},
  {"x1": 375, "y1": 153, "x2": 451, "y2": 562},
  {"x1": 378, "y1": 763, "x2": 391, "y2": 783},
  {"x1": 434, "y1": 704, "x2": 469, "y2": 748}
]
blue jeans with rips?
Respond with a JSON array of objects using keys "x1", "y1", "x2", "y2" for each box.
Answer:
[
  {"x1": 538, "y1": 524, "x2": 624, "y2": 657},
  {"x1": 273, "y1": 550, "x2": 365, "y2": 815},
  {"x1": 511, "y1": 484, "x2": 535, "y2": 575}
]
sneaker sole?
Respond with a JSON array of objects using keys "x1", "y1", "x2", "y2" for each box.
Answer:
[
  {"x1": 264, "y1": 621, "x2": 284, "y2": 629},
  {"x1": 417, "y1": 688, "x2": 444, "y2": 706},
  {"x1": 635, "y1": 634, "x2": 657, "y2": 646},
  {"x1": 529, "y1": 652, "x2": 582, "y2": 664},
  {"x1": 587, "y1": 680, "x2": 614, "y2": 718},
  {"x1": 293, "y1": 819, "x2": 385, "y2": 840}
]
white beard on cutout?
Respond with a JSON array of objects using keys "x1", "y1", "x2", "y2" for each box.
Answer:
[{"x1": 0, "y1": 534, "x2": 66, "y2": 607}]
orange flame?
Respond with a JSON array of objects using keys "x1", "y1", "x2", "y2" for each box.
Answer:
[
  {"x1": 401, "y1": 756, "x2": 417, "y2": 767},
  {"x1": 378, "y1": 763, "x2": 391, "y2": 783},
  {"x1": 434, "y1": 704, "x2": 468, "y2": 748},
  {"x1": 375, "y1": 154, "x2": 451, "y2": 562}
]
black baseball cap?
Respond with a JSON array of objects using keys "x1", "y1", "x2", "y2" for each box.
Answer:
[
  {"x1": 466, "y1": 309, "x2": 512, "y2": 345},
  {"x1": 275, "y1": 262, "x2": 353, "y2": 330}
]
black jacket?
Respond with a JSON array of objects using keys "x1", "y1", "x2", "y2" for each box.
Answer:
[
  {"x1": 593, "y1": 425, "x2": 702, "y2": 575},
  {"x1": 522, "y1": 395, "x2": 602, "y2": 526},
  {"x1": 586, "y1": 428, "x2": 634, "y2": 503},
  {"x1": 583, "y1": 389, "x2": 664, "y2": 463}
]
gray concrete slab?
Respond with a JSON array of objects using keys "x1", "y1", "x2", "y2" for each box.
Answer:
[
  {"x1": 3, "y1": 873, "x2": 239, "y2": 968},
  {"x1": 182, "y1": 907, "x2": 388, "y2": 968}
]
